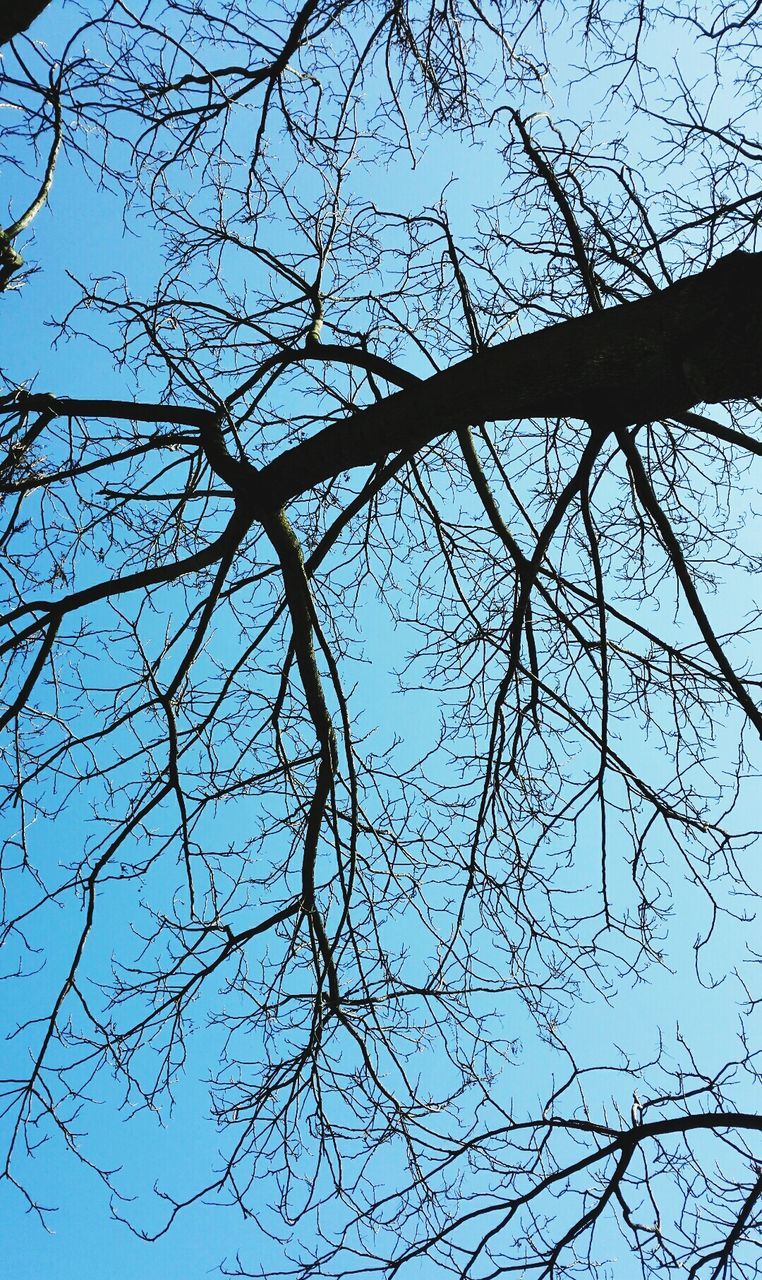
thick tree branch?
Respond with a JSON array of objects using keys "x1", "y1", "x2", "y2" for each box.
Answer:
[
  {"x1": 7, "y1": 394, "x2": 216, "y2": 431},
  {"x1": 258, "y1": 251, "x2": 762, "y2": 506},
  {"x1": 18, "y1": 254, "x2": 762, "y2": 519},
  {"x1": 0, "y1": 0, "x2": 53, "y2": 46}
]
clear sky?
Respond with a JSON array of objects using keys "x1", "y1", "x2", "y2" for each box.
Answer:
[{"x1": 1, "y1": 3, "x2": 761, "y2": 1278}]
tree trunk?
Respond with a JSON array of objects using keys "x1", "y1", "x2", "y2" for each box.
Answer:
[
  {"x1": 0, "y1": 0, "x2": 54, "y2": 45},
  {"x1": 261, "y1": 250, "x2": 762, "y2": 506}
]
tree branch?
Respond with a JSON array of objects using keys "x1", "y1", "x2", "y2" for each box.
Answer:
[{"x1": 257, "y1": 251, "x2": 762, "y2": 505}]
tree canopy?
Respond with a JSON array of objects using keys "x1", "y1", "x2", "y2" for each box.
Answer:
[{"x1": 2, "y1": 2, "x2": 762, "y2": 1277}]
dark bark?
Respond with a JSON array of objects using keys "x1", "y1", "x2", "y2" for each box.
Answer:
[
  {"x1": 260, "y1": 250, "x2": 762, "y2": 507},
  {"x1": 10, "y1": 396, "x2": 213, "y2": 430},
  {"x1": 13, "y1": 253, "x2": 762, "y2": 515},
  {"x1": 0, "y1": 0, "x2": 54, "y2": 44}
]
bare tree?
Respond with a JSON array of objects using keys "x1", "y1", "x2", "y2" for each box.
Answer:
[{"x1": 2, "y1": 2, "x2": 762, "y2": 1277}]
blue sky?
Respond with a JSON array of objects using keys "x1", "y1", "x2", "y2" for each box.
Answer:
[{"x1": 2, "y1": 3, "x2": 761, "y2": 1278}]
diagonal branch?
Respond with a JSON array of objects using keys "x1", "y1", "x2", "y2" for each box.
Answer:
[
  {"x1": 0, "y1": 0, "x2": 54, "y2": 46},
  {"x1": 615, "y1": 424, "x2": 762, "y2": 737},
  {"x1": 257, "y1": 251, "x2": 762, "y2": 506}
]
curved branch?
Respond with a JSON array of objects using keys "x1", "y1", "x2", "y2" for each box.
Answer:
[{"x1": 1, "y1": 80, "x2": 62, "y2": 289}]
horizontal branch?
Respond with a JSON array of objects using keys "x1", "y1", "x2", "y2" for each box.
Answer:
[{"x1": 9, "y1": 394, "x2": 216, "y2": 431}]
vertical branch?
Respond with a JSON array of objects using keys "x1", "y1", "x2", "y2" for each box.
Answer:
[
  {"x1": 580, "y1": 467, "x2": 610, "y2": 924},
  {"x1": 262, "y1": 506, "x2": 340, "y2": 1009},
  {"x1": 1, "y1": 81, "x2": 62, "y2": 289}
]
